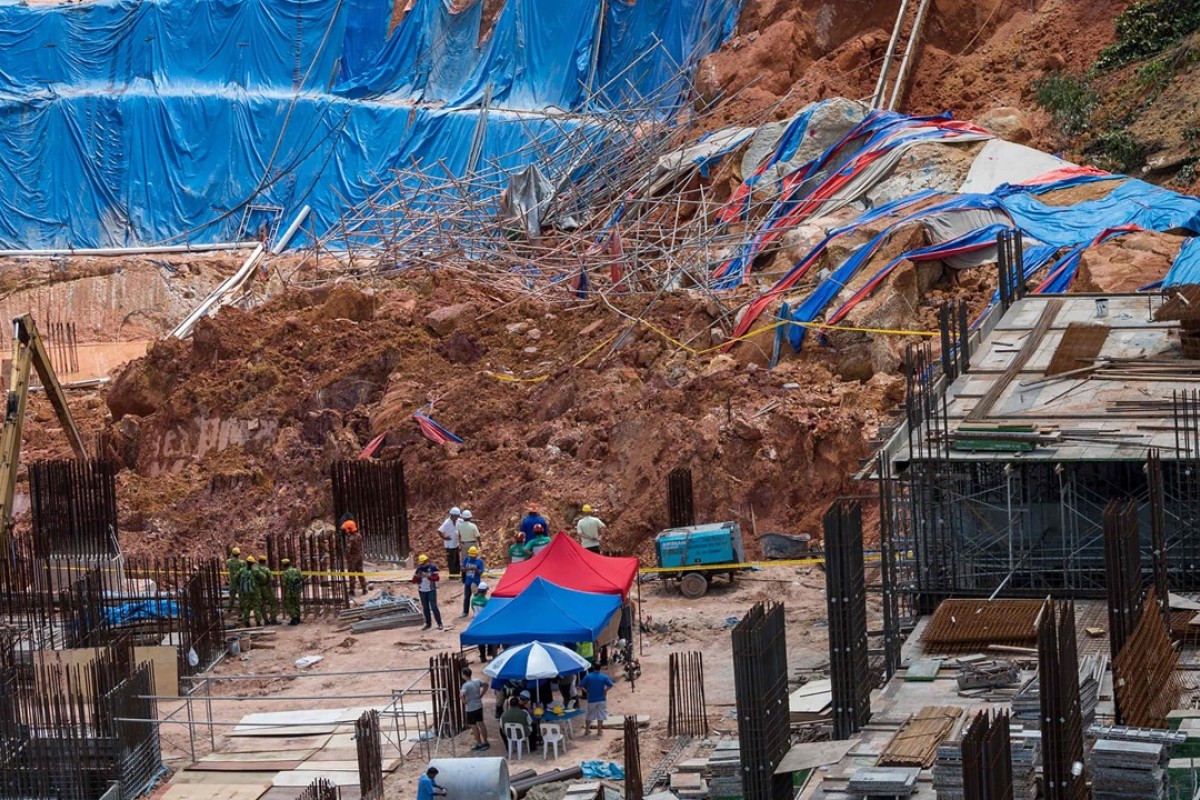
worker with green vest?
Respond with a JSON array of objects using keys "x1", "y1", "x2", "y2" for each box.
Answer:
[
  {"x1": 238, "y1": 555, "x2": 265, "y2": 627},
  {"x1": 254, "y1": 556, "x2": 280, "y2": 625},
  {"x1": 226, "y1": 546, "x2": 246, "y2": 611},
  {"x1": 282, "y1": 558, "x2": 304, "y2": 625}
]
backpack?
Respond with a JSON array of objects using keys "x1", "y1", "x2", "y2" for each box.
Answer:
[{"x1": 238, "y1": 569, "x2": 257, "y2": 593}]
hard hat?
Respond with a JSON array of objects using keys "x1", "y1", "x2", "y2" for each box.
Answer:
[
  {"x1": 232, "y1": 547, "x2": 240, "y2": 555},
  {"x1": 468, "y1": 546, "x2": 479, "y2": 556},
  {"x1": 450, "y1": 506, "x2": 461, "y2": 516},
  {"x1": 259, "y1": 556, "x2": 268, "y2": 564},
  {"x1": 582, "y1": 504, "x2": 592, "y2": 513},
  {"x1": 246, "y1": 555, "x2": 257, "y2": 563},
  {"x1": 281, "y1": 558, "x2": 290, "y2": 566},
  {"x1": 533, "y1": 523, "x2": 544, "y2": 532},
  {"x1": 341, "y1": 520, "x2": 358, "y2": 533},
  {"x1": 516, "y1": 531, "x2": 526, "y2": 540},
  {"x1": 461, "y1": 509, "x2": 473, "y2": 520},
  {"x1": 477, "y1": 581, "x2": 489, "y2": 592},
  {"x1": 418, "y1": 554, "x2": 429, "y2": 563}
]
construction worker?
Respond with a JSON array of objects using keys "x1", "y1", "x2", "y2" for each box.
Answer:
[
  {"x1": 528, "y1": 524, "x2": 551, "y2": 556},
  {"x1": 508, "y1": 532, "x2": 531, "y2": 564},
  {"x1": 340, "y1": 518, "x2": 368, "y2": 596},
  {"x1": 238, "y1": 556, "x2": 264, "y2": 627},
  {"x1": 460, "y1": 546, "x2": 484, "y2": 616},
  {"x1": 519, "y1": 503, "x2": 549, "y2": 544},
  {"x1": 255, "y1": 556, "x2": 279, "y2": 625},
  {"x1": 226, "y1": 546, "x2": 246, "y2": 611},
  {"x1": 576, "y1": 505, "x2": 607, "y2": 554},
  {"x1": 281, "y1": 558, "x2": 303, "y2": 625},
  {"x1": 457, "y1": 509, "x2": 481, "y2": 554},
  {"x1": 438, "y1": 506, "x2": 462, "y2": 577},
  {"x1": 413, "y1": 554, "x2": 443, "y2": 631}
]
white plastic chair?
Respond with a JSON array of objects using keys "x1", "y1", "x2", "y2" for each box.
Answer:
[
  {"x1": 504, "y1": 724, "x2": 527, "y2": 760},
  {"x1": 541, "y1": 722, "x2": 565, "y2": 759}
]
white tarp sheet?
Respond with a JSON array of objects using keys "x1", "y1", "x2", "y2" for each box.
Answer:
[{"x1": 959, "y1": 139, "x2": 1073, "y2": 194}]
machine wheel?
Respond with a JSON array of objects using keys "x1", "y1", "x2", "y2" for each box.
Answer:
[{"x1": 679, "y1": 572, "x2": 709, "y2": 599}]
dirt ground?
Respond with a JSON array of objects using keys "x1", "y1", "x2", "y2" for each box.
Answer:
[{"x1": 152, "y1": 563, "x2": 852, "y2": 799}]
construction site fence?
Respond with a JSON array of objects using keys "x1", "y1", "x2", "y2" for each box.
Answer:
[{"x1": 264, "y1": 530, "x2": 350, "y2": 616}]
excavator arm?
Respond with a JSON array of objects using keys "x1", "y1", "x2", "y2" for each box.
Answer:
[{"x1": 0, "y1": 314, "x2": 88, "y2": 562}]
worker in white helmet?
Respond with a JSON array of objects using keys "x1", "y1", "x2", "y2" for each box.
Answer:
[
  {"x1": 575, "y1": 504, "x2": 607, "y2": 554},
  {"x1": 439, "y1": 506, "x2": 462, "y2": 576},
  {"x1": 457, "y1": 508, "x2": 481, "y2": 555}
]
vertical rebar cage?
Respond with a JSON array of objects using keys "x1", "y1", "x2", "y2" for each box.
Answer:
[{"x1": 731, "y1": 602, "x2": 790, "y2": 800}]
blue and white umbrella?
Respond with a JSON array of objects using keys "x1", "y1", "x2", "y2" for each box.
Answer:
[{"x1": 482, "y1": 641, "x2": 591, "y2": 681}]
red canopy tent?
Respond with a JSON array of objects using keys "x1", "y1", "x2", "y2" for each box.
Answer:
[{"x1": 491, "y1": 533, "x2": 638, "y2": 598}]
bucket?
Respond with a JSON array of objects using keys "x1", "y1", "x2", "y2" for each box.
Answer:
[
  {"x1": 239, "y1": 633, "x2": 251, "y2": 653},
  {"x1": 227, "y1": 637, "x2": 241, "y2": 656}
]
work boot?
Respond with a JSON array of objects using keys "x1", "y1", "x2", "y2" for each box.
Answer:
[
  {"x1": 421, "y1": 624, "x2": 431, "y2": 631},
  {"x1": 290, "y1": 617, "x2": 300, "y2": 626}
]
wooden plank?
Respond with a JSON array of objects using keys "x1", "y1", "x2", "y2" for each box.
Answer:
[
  {"x1": 161, "y1": 783, "x2": 269, "y2": 800},
  {"x1": 199, "y1": 750, "x2": 318, "y2": 763},
  {"x1": 217, "y1": 735, "x2": 332, "y2": 753},
  {"x1": 302, "y1": 749, "x2": 360, "y2": 762},
  {"x1": 877, "y1": 706, "x2": 963, "y2": 768},
  {"x1": 271, "y1": 770, "x2": 361, "y2": 787},
  {"x1": 189, "y1": 761, "x2": 306, "y2": 772},
  {"x1": 169, "y1": 772, "x2": 277, "y2": 785}
]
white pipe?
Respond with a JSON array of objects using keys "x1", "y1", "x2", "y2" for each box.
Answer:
[
  {"x1": 872, "y1": 0, "x2": 910, "y2": 108},
  {"x1": 170, "y1": 244, "x2": 266, "y2": 339},
  {"x1": 0, "y1": 242, "x2": 259, "y2": 258},
  {"x1": 429, "y1": 758, "x2": 510, "y2": 800},
  {"x1": 887, "y1": 0, "x2": 932, "y2": 111},
  {"x1": 270, "y1": 205, "x2": 311, "y2": 255}
]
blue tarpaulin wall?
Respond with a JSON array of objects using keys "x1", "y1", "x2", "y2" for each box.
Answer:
[
  {"x1": 0, "y1": 0, "x2": 742, "y2": 249},
  {"x1": 1163, "y1": 238, "x2": 1200, "y2": 288}
]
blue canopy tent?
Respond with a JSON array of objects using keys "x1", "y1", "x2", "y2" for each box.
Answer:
[{"x1": 460, "y1": 577, "x2": 622, "y2": 646}]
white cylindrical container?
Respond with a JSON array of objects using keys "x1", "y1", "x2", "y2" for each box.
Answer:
[{"x1": 429, "y1": 757, "x2": 510, "y2": 800}]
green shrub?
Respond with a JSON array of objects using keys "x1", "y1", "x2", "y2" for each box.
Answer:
[
  {"x1": 1033, "y1": 73, "x2": 1097, "y2": 136},
  {"x1": 1097, "y1": 0, "x2": 1200, "y2": 70},
  {"x1": 1088, "y1": 128, "x2": 1145, "y2": 173}
]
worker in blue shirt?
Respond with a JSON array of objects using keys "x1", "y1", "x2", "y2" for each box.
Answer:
[
  {"x1": 417, "y1": 767, "x2": 447, "y2": 800},
  {"x1": 519, "y1": 503, "x2": 549, "y2": 544},
  {"x1": 580, "y1": 663, "x2": 615, "y2": 736},
  {"x1": 460, "y1": 546, "x2": 485, "y2": 617}
]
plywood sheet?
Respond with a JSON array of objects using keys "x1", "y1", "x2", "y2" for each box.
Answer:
[
  {"x1": 136, "y1": 645, "x2": 180, "y2": 696},
  {"x1": 303, "y1": 748, "x2": 360, "y2": 762},
  {"x1": 170, "y1": 771, "x2": 277, "y2": 785},
  {"x1": 230, "y1": 705, "x2": 350, "y2": 738},
  {"x1": 774, "y1": 740, "x2": 854, "y2": 774},
  {"x1": 259, "y1": 788, "x2": 361, "y2": 800},
  {"x1": 161, "y1": 783, "x2": 269, "y2": 800},
  {"x1": 200, "y1": 750, "x2": 318, "y2": 763},
  {"x1": 270, "y1": 770, "x2": 361, "y2": 787},
  {"x1": 218, "y1": 735, "x2": 332, "y2": 753},
  {"x1": 189, "y1": 761, "x2": 306, "y2": 772}
]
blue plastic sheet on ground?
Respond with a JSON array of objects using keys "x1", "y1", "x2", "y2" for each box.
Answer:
[
  {"x1": 581, "y1": 761, "x2": 626, "y2": 780},
  {"x1": 0, "y1": 0, "x2": 742, "y2": 249},
  {"x1": 102, "y1": 599, "x2": 181, "y2": 626},
  {"x1": 1164, "y1": 238, "x2": 1200, "y2": 288}
]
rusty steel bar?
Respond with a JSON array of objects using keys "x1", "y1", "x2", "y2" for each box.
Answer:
[{"x1": 731, "y1": 602, "x2": 790, "y2": 800}]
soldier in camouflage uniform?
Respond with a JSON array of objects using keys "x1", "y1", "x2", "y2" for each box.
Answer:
[
  {"x1": 341, "y1": 519, "x2": 368, "y2": 596},
  {"x1": 255, "y1": 556, "x2": 279, "y2": 625},
  {"x1": 281, "y1": 558, "x2": 303, "y2": 625},
  {"x1": 226, "y1": 546, "x2": 246, "y2": 611},
  {"x1": 238, "y1": 555, "x2": 264, "y2": 627}
]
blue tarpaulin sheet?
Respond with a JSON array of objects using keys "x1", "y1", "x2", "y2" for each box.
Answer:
[
  {"x1": 1164, "y1": 238, "x2": 1200, "y2": 288},
  {"x1": 460, "y1": 577, "x2": 621, "y2": 645},
  {"x1": 102, "y1": 599, "x2": 182, "y2": 626},
  {"x1": 0, "y1": 0, "x2": 742, "y2": 249}
]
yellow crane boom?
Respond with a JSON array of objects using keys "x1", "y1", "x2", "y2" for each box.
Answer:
[{"x1": 0, "y1": 314, "x2": 88, "y2": 563}]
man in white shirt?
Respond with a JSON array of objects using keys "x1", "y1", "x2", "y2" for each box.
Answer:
[
  {"x1": 439, "y1": 506, "x2": 462, "y2": 576},
  {"x1": 575, "y1": 505, "x2": 607, "y2": 554}
]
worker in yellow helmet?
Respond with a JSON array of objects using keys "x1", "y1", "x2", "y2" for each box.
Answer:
[
  {"x1": 576, "y1": 504, "x2": 607, "y2": 554},
  {"x1": 460, "y1": 545, "x2": 485, "y2": 617},
  {"x1": 226, "y1": 546, "x2": 246, "y2": 612},
  {"x1": 412, "y1": 554, "x2": 443, "y2": 630}
]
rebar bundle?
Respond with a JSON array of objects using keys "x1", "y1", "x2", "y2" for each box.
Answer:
[
  {"x1": 356, "y1": 709, "x2": 384, "y2": 800},
  {"x1": 623, "y1": 714, "x2": 644, "y2": 800},
  {"x1": 330, "y1": 459, "x2": 410, "y2": 562},
  {"x1": 731, "y1": 602, "x2": 790, "y2": 800},
  {"x1": 824, "y1": 499, "x2": 872, "y2": 740},
  {"x1": 666, "y1": 651, "x2": 707, "y2": 738}
]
